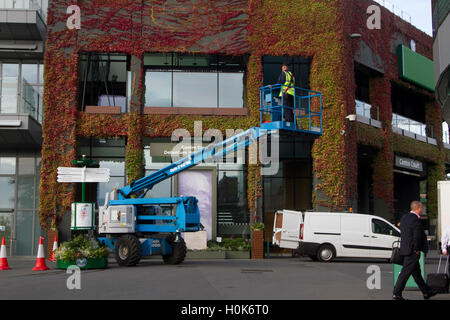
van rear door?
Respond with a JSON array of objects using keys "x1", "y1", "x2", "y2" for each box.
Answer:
[
  {"x1": 272, "y1": 210, "x2": 303, "y2": 249},
  {"x1": 340, "y1": 214, "x2": 372, "y2": 258}
]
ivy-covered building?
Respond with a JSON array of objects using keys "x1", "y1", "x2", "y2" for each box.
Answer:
[{"x1": 37, "y1": 0, "x2": 447, "y2": 247}]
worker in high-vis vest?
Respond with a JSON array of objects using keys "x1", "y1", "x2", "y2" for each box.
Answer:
[{"x1": 277, "y1": 63, "x2": 295, "y2": 122}]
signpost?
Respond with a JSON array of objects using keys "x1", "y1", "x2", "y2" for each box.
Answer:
[{"x1": 57, "y1": 156, "x2": 110, "y2": 230}]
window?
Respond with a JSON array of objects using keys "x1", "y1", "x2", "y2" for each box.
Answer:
[
  {"x1": 391, "y1": 84, "x2": 426, "y2": 123},
  {"x1": 79, "y1": 53, "x2": 130, "y2": 112},
  {"x1": 443, "y1": 122, "x2": 449, "y2": 144},
  {"x1": 372, "y1": 218, "x2": 400, "y2": 237},
  {"x1": 77, "y1": 138, "x2": 126, "y2": 205},
  {"x1": 355, "y1": 68, "x2": 370, "y2": 104},
  {"x1": 144, "y1": 53, "x2": 246, "y2": 108},
  {"x1": 262, "y1": 56, "x2": 311, "y2": 89},
  {"x1": 0, "y1": 62, "x2": 43, "y2": 122},
  {"x1": 1, "y1": 64, "x2": 19, "y2": 114}
]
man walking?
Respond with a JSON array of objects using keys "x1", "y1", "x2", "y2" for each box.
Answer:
[
  {"x1": 277, "y1": 63, "x2": 295, "y2": 122},
  {"x1": 393, "y1": 201, "x2": 438, "y2": 300}
]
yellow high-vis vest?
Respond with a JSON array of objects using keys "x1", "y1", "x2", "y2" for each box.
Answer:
[{"x1": 279, "y1": 71, "x2": 295, "y2": 97}]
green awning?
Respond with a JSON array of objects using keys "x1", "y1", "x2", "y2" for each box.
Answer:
[{"x1": 397, "y1": 45, "x2": 435, "y2": 92}]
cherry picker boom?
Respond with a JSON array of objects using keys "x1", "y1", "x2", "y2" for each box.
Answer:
[{"x1": 97, "y1": 84, "x2": 322, "y2": 266}]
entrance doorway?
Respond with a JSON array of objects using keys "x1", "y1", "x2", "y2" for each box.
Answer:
[{"x1": 394, "y1": 171, "x2": 422, "y2": 221}]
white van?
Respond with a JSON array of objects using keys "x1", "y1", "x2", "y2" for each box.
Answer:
[{"x1": 272, "y1": 210, "x2": 400, "y2": 262}]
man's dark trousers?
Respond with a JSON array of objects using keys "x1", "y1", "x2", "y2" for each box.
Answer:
[
  {"x1": 282, "y1": 94, "x2": 294, "y2": 122},
  {"x1": 393, "y1": 253, "x2": 430, "y2": 296}
]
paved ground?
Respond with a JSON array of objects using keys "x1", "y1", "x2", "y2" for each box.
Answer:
[{"x1": 1, "y1": 255, "x2": 449, "y2": 300}]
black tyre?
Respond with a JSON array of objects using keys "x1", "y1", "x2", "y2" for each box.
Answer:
[
  {"x1": 316, "y1": 244, "x2": 335, "y2": 262},
  {"x1": 162, "y1": 234, "x2": 187, "y2": 265},
  {"x1": 115, "y1": 235, "x2": 142, "y2": 267}
]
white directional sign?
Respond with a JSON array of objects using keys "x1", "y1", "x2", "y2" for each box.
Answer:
[{"x1": 57, "y1": 167, "x2": 110, "y2": 183}]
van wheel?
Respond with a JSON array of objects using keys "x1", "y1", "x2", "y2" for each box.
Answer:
[{"x1": 317, "y1": 244, "x2": 335, "y2": 262}]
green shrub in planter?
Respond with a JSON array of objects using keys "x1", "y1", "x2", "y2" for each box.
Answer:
[
  {"x1": 250, "y1": 222, "x2": 264, "y2": 231},
  {"x1": 54, "y1": 235, "x2": 110, "y2": 269}
]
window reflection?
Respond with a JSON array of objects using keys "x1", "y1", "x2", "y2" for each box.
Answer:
[
  {"x1": 144, "y1": 53, "x2": 246, "y2": 108},
  {"x1": 173, "y1": 72, "x2": 217, "y2": 108},
  {"x1": 0, "y1": 177, "x2": 15, "y2": 209},
  {"x1": 0, "y1": 157, "x2": 16, "y2": 174},
  {"x1": 219, "y1": 73, "x2": 244, "y2": 108},
  {"x1": 145, "y1": 71, "x2": 172, "y2": 107},
  {"x1": 1, "y1": 64, "x2": 19, "y2": 113}
]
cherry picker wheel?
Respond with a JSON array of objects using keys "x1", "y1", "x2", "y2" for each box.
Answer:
[
  {"x1": 115, "y1": 234, "x2": 142, "y2": 266},
  {"x1": 162, "y1": 234, "x2": 187, "y2": 265}
]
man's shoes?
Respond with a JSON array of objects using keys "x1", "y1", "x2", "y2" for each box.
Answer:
[
  {"x1": 423, "y1": 289, "x2": 438, "y2": 300},
  {"x1": 392, "y1": 294, "x2": 407, "y2": 300}
]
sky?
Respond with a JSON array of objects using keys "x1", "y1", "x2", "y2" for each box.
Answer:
[{"x1": 382, "y1": 0, "x2": 433, "y2": 35}]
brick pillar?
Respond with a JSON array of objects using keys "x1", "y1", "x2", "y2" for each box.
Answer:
[{"x1": 251, "y1": 230, "x2": 264, "y2": 259}]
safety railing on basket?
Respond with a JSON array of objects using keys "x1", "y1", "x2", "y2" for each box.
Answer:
[{"x1": 259, "y1": 84, "x2": 322, "y2": 135}]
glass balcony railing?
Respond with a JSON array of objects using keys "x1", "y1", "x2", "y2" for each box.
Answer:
[
  {"x1": 392, "y1": 113, "x2": 428, "y2": 137},
  {"x1": 21, "y1": 79, "x2": 42, "y2": 124},
  {"x1": 355, "y1": 100, "x2": 379, "y2": 120}
]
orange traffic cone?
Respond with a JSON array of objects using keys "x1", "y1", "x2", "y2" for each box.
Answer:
[
  {"x1": 32, "y1": 237, "x2": 49, "y2": 271},
  {"x1": 0, "y1": 237, "x2": 11, "y2": 270},
  {"x1": 49, "y1": 235, "x2": 58, "y2": 262}
]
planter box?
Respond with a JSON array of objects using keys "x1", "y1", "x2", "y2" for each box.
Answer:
[
  {"x1": 186, "y1": 251, "x2": 226, "y2": 259},
  {"x1": 56, "y1": 257, "x2": 108, "y2": 270},
  {"x1": 185, "y1": 251, "x2": 250, "y2": 259}
]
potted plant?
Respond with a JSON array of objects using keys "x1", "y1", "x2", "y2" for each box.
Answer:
[
  {"x1": 250, "y1": 222, "x2": 264, "y2": 259},
  {"x1": 54, "y1": 235, "x2": 110, "y2": 269},
  {"x1": 222, "y1": 238, "x2": 251, "y2": 259}
]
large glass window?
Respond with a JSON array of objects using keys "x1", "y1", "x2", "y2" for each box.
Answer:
[
  {"x1": 17, "y1": 158, "x2": 35, "y2": 209},
  {"x1": 0, "y1": 62, "x2": 43, "y2": 122},
  {"x1": 79, "y1": 53, "x2": 130, "y2": 112},
  {"x1": 0, "y1": 177, "x2": 15, "y2": 209},
  {"x1": 1, "y1": 64, "x2": 19, "y2": 114},
  {"x1": 0, "y1": 155, "x2": 41, "y2": 256},
  {"x1": 0, "y1": 157, "x2": 16, "y2": 174},
  {"x1": 144, "y1": 53, "x2": 246, "y2": 108},
  {"x1": 0, "y1": 157, "x2": 16, "y2": 210}
]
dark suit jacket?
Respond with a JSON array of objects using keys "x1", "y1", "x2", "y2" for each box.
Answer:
[{"x1": 399, "y1": 212, "x2": 428, "y2": 256}]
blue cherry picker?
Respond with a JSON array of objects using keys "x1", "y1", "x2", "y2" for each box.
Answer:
[{"x1": 97, "y1": 85, "x2": 323, "y2": 266}]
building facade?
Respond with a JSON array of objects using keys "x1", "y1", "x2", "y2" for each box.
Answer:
[
  {"x1": 432, "y1": 0, "x2": 450, "y2": 149},
  {"x1": 0, "y1": 0, "x2": 47, "y2": 256},
  {"x1": 36, "y1": 0, "x2": 446, "y2": 247}
]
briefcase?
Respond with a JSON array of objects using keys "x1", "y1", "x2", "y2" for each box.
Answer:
[
  {"x1": 426, "y1": 255, "x2": 449, "y2": 293},
  {"x1": 390, "y1": 241, "x2": 403, "y2": 265}
]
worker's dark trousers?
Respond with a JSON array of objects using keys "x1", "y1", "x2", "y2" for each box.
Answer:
[
  {"x1": 393, "y1": 253, "x2": 431, "y2": 296},
  {"x1": 282, "y1": 94, "x2": 294, "y2": 122}
]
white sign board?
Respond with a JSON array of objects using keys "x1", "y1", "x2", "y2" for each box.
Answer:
[
  {"x1": 438, "y1": 181, "x2": 450, "y2": 242},
  {"x1": 57, "y1": 167, "x2": 110, "y2": 183},
  {"x1": 71, "y1": 202, "x2": 95, "y2": 230}
]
